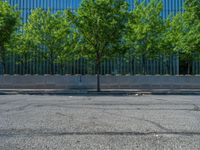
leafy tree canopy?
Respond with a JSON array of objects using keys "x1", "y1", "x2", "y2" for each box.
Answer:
[
  {"x1": 165, "y1": 0, "x2": 200, "y2": 74},
  {"x1": 23, "y1": 8, "x2": 75, "y2": 74},
  {"x1": 69, "y1": 0, "x2": 129, "y2": 60},
  {"x1": 176, "y1": 0, "x2": 200, "y2": 61},
  {"x1": 126, "y1": 0, "x2": 165, "y2": 59},
  {"x1": 0, "y1": 1, "x2": 20, "y2": 73},
  {"x1": 184, "y1": 0, "x2": 200, "y2": 21}
]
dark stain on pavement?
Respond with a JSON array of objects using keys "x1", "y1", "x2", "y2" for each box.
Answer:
[{"x1": 0, "y1": 128, "x2": 200, "y2": 137}]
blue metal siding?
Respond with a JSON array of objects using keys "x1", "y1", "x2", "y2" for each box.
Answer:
[{"x1": 6, "y1": 0, "x2": 185, "y2": 22}]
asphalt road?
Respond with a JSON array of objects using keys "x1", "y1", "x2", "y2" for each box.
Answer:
[{"x1": 0, "y1": 94, "x2": 200, "y2": 150}]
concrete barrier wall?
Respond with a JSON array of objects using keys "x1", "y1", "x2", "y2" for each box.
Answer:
[{"x1": 0, "y1": 75, "x2": 200, "y2": 89}]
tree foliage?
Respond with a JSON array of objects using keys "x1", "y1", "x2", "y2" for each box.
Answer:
[
  {"x1": 68, "y1": 0, "x2": 129, "y2": 91},
  {"x1": 0, "y1": 1, "x2": 20, "y2": 73},
  {"x1": 171, "y1": 0, "x2": 200, "y2": 74},
  {"x1": 126, "y1": 0, "x2": 165, "y2": 73},
  {"x1": 185, "y1": 0, "x2": 200, "y2": 20},
  {"x1": 22, "y1": 9, "x2": 75, "y2": 74}
]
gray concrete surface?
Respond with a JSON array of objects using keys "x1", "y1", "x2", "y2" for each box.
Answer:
[
  {"x1": 1, "y1": 89, "x2": 200, "y2": 95},
  {"x1": 0, "y1": 95, "x2": 200, "y2": 150},
  {"x1": 1, "y1": 75, "x2": 200, "y2": 89}
]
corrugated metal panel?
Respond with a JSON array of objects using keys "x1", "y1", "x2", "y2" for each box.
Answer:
[{"x1": 7, "y1": 0, "x2": 185, "y2": 22}]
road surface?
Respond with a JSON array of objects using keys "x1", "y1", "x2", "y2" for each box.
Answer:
[{"x1": 0, "y1": 95, "x2": 200, "y2": 150}]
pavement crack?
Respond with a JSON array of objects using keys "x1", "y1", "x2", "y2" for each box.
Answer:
[
  {"x1": 104, "y1": 111, "x2": 172, "y2": 132},
  {"x1": 1, "y1": 104, "x2": 33, "y2": 113},
  {"x1": 56, "y1": 112, "x2": 68, "y2": 117},
  {"x1": 0, "y1": 129, "x2": 200, "y2": 137},
  {"x1": 155, "y1": 99, "x2": 169, "y2": 102},
  {"x1": 193, "y1": 104, "x2": 200, "y2": 111}
]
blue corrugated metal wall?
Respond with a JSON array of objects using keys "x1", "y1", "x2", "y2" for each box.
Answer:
[
  {"x1": 7, "y1": 0, "x2": 185, "y2": 22},
  {"x1": 2, "y1": 0, "x2": 186, "y2": 75}
]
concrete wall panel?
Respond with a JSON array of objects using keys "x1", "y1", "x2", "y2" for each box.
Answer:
[{"x1": 0, "y1": 75, "x2": 200, "y2": 89}]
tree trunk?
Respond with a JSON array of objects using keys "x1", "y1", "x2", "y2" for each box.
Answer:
[
  {"x1": 22, "y1": 54, "x2": 27, "y2": 75},
  {"x1": 96, "y1": 52, "x2": 100, "y2": 92},
  {"x1": 24, "y1": 54, "x2": 28, "y2": 74},
  {"x1": 0, "y1": 46, "x2": 6, "y2": 74},
  {"x1": 163, "y1": 56, "x2": 168, "y2": 74},
  {"x1": 49, "y1": 51, "x2": 54, "y2": 75},
  {"x1": 50, "y1": 61, "x2": 54, "y2": 75},
  {"x1": 2, "y1": 59, "x2": 6, "y2": 74},
  {"x1": 60, "y1": 60, "x2": 64, "y2": 75},
  {"x1": 2, "y1": 62, "x2": 6, "y2": 74},
  {"x1": 142, "y1": 55, "x2": 146, "y2": 75},
  {"x1": 187, "y1": 61, "x2": 191, "y2": 75}
]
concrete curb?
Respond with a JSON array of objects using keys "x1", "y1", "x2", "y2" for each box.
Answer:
[{"x1": 0, "y1": 89, "x2": 200, "y2": 95}]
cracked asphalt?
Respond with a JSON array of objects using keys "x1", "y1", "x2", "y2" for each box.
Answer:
[{"x1": 0, "y1": 95, "x2": 200, "y2": 150}]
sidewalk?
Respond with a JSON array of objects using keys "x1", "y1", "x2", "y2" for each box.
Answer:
[{"x1": 0, "y1": 89, "x2": 200, "y2": 95}]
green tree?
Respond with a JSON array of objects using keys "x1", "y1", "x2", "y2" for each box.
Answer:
[
  {"x1": 0, "y1": 1, "x2": 20, "y2": 74},
  {"x1": 162, "y1": 14, "x2": 184, "y2": 74},
  {"x1": 180, "y1": 22, "x2": 200, "y2": 74},
  {"x1": 126, "y1": 0, "x2": 166, "y2": 74},
  {"x1": 24, "y1": 9, "x2": 74, "y2": 74},
  {"x1": 9, "y1": 30, "x2": 37, "y2": 74},
  {"x1": 68, "y1": 0, "x2": 129, "y2": 91},
  {"x1": 172, "y1": 0, "x2": 200, "y2": 74},
  {"x1": 185, "y1": 0, "x2": 200, "y2": 20}
]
